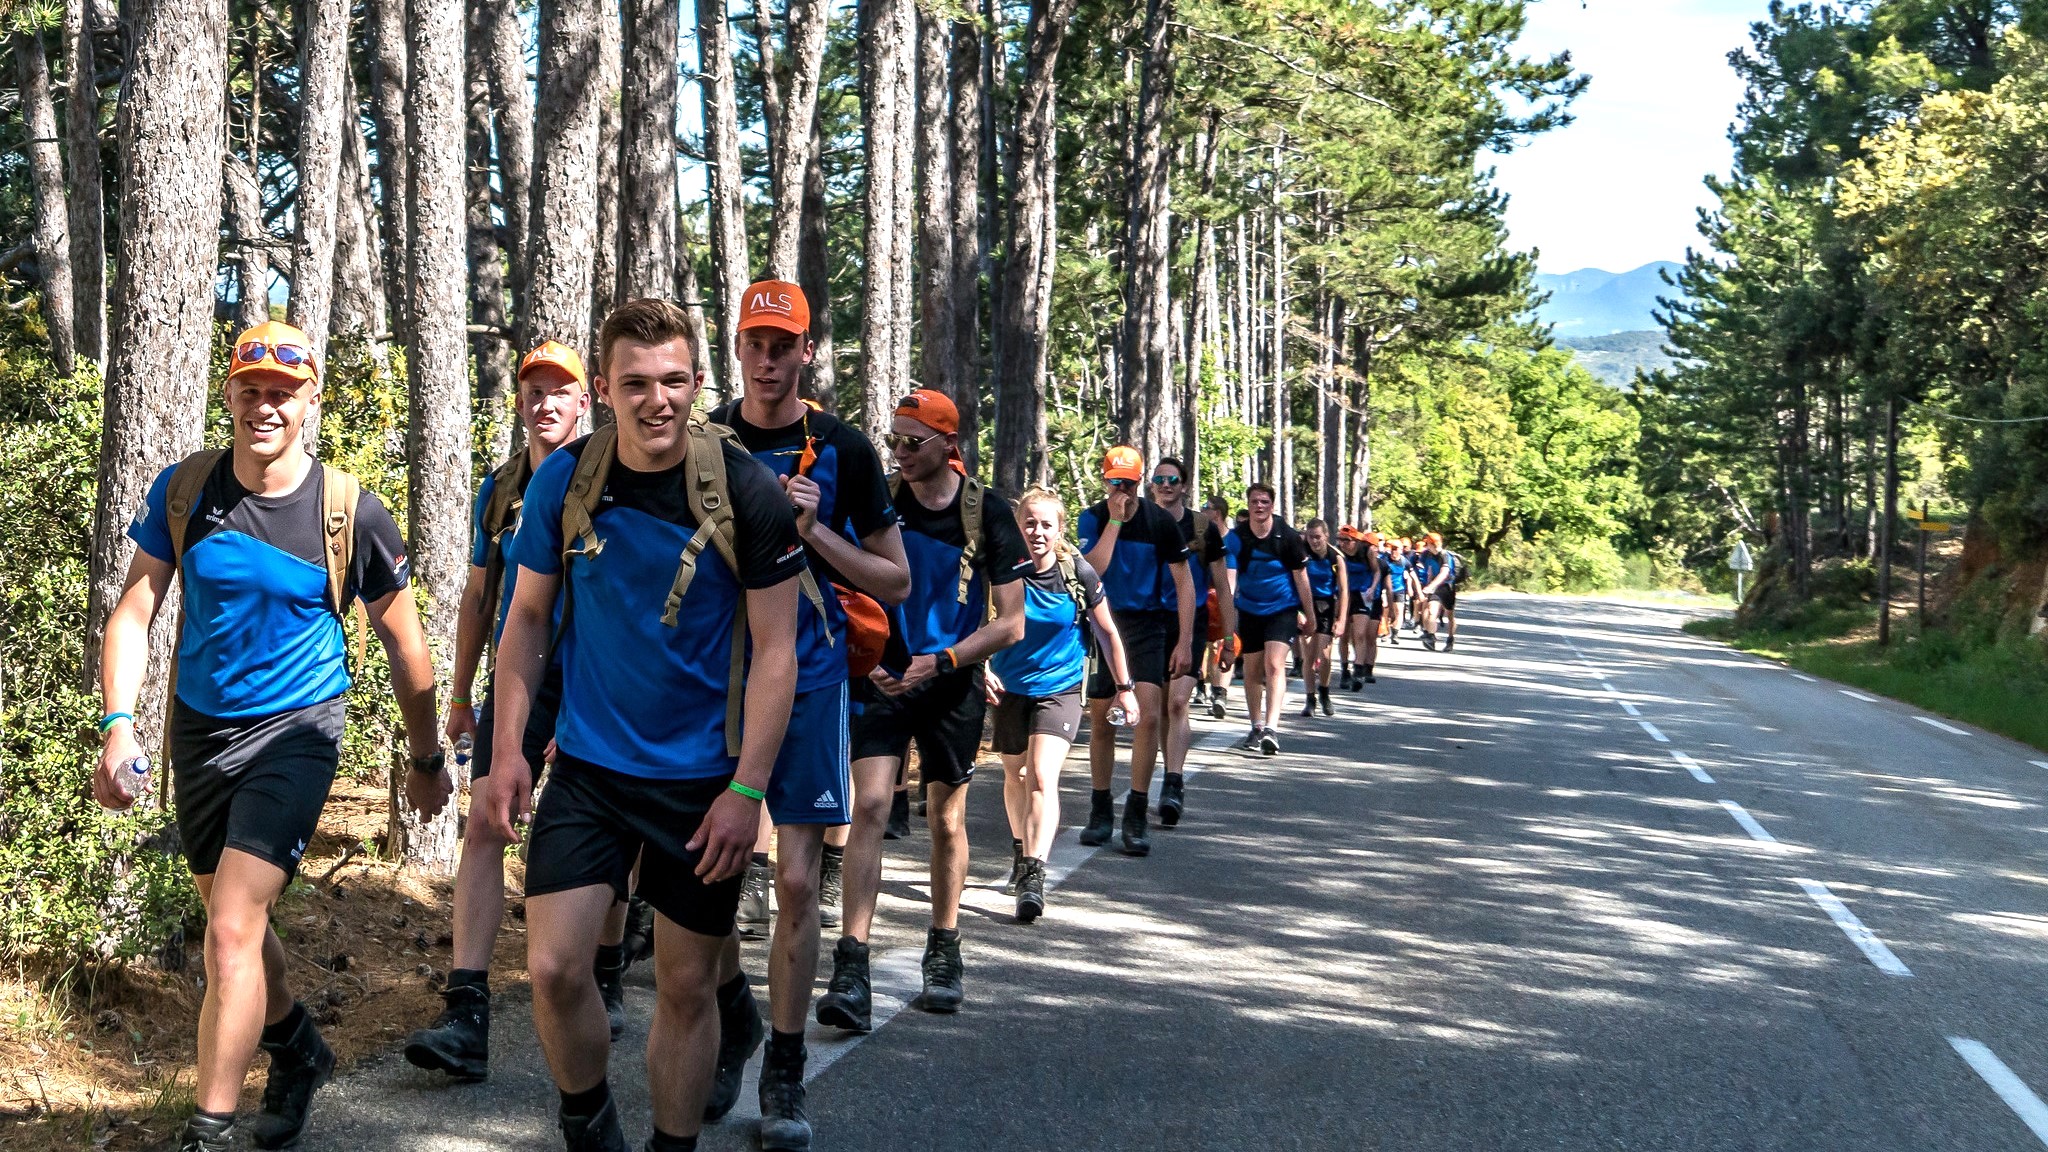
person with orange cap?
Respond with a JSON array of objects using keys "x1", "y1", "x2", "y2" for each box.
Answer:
[
  {"x1": 1295, "y1": 518, "x2": 1349, "y2": 718},
  {"x1": 1415, "y1": 532, "x2": 1461, "y2": 651},
  {"x1": 705, "y1": 281, "x2": 911, "y2": 1149},
  {"x1": 818, "y1": 388, "x2": 1028, "y2": 1027},
  {"x1": 1223, "y1": 482, "x2": 1315, "y2": 756},
  {"x1": 1336, "y1": 528, "x2": 1386, "y2": 687},
  {"x1": 404, "y1": 339, "x2": 608, "y2": 1084},
  {"x1": 96, "y1": 321, "x2": 450, "y2": 1152},
  {"x1": 1142, "y1": 457, "x2": 1231, "y2": 828},
  {"x1": 1383, "y1": 538, "x2": 1414, "y2": 642}
]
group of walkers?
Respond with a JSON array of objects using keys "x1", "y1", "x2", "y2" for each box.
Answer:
[{"x1": 91, "y1": 284, "x2": 1463, "y2": 1152}]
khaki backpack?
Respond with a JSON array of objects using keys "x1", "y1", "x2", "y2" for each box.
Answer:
[
  {"x1": 558, "y1": 421, "x2": 829, "y2": 758},
  {"x1": 477, "y1": 450, "x2": 534, "y2": 655}
]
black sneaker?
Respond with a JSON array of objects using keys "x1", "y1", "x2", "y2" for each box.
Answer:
[
  {"x1": 1444, "y1": 636, "x2": 1455, "y2": 651},
  {"x1": 1259, "y1": 729, "x2": 1280, "y2": 757},
  {"x1": 1004, "y1": 839, "x2": 1024, "y2": 895},
  {"x1": 174, "y1": 1112, "x2": 237, "y2": 1152},
  {"x1": 818, "y1": 850, "x2": 843, "y2": 930},
  {"x1": 814, "y1": 936, "x2": 872, "y2": 1033},
  {"x1": 1079, "y1": 791, "x2": 1115, "y2": 847},
  {"x1": 621, "y1": 897, "x2": 655, "y2": 967},
  {"x1": 702, "y1": 981, "x2": 764, "y2": 1122},
  {"x1": 757, "y1": 1060, "x2": 813, "y2": 1151},
  {"x1": 404, "y1": 981, "x2": 490, "y2": 1081},
  {"x1": 596, "y1": 951, "x2": 626, "y2": 1041},
  {"x1": 1015, "y1": 858, "x2": 1046, "y2": 923},
  {"x1": 918, "y1": 927, "x2": 964, "y2": 1013},
  {"x1": 560, "y1": 1096, "x2": 626, "y2": 1152},
  {"x1": 1158, "y1": 773, "x2": 1185, "y2": 827},
  {"x1": 242, "y1": 1007, "x2": 335, "y2": 1149},
  {"x1": 737, "y1": 860, "x2": 772, "y2": 940},
  {"x1": 1119, "y1": 792, "x2": 1151, "y2": 857},
  {"x1": 1239, "y1": 727, "x2": 1262, "y2": 752},
  {"x1": 1423, "y1": 631, "x2": 1438, "y2": 651},
  {"x1": 883, "y1": 791, "x2": 911, "y2": 840},
  {"x1": 1364, "y1": 669, "x2": 1376, "y2": 684},
  {"x1": 1319, "y1": 688, "x2": 1333, "y2": 717}
]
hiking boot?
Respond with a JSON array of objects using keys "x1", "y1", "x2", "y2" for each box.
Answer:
[
  {"x1": 1423, "y1": 631, "x2": 1437, "y2": 651},
  {"x1": 1259, "y1": 730, "x2": 1280, "y2": 757},
  {"x1": 622, "y1": 897, "x2": 655, "y2": 967},
  {"x1": 1158, "y1": 773, "x2": 1185, "y2": 827},
  {"x1": 1444, "y1": 636, "x2": 1455, "y2": 651},
  {"x1": 818, "y1": 850, "x2": 843, "y2": 929},
  {"x1": 702, "y1": 980, "x2": 764, "y2": 1122},
  {"x1": 403, "y1": 980, "x2": 490, "y2": 1082},
  {"x1": 559, "y1": 1096, "x2": 626, "y2": 1152},
  {"x1": 1300, "y1": 696, "x2": 1317, "y2": 719},
  {"x1": 595, "y1": 950, "x2": 626, "y2": 1042},
  {"x1": 173, "y1": 1113, "x2": 237, "y2": 1152},
  {"x1": 1079, "y1": 791, "x2": 1115, "y2": 847},
  {"x1": 1004, "y1": 839, "x2": 1025, "y2": 895},
  {"x1": 1015, "y1": 858, "x2": 1046, "y2": 923},
  {"x1": 242, "y1": 1006, "x2": 335, "y2": 1149},
  {"x1": 737, "y1": 860, "x2": 772, "y2": 939},
  {"x1": 1319, "y1": 687, "x2": 1334, "y2": 717},
  {"x1": 815, "y1": 936, "x2": 873, "y2": 1033},
  {"x1": 918, "y1": 927, "x2": 964, "y2": 1013},
  {"x1": 1119, "y1": 793, "x2": 1151, "y2": 857},
  {"x1": 1209, "y1": 693, "x2": 1227, "y2": 720},
  {"x1": 757, "y1": 1059, "x2": 813, "y2": 1151},
  {"x1": 1239, "y1": 727, "x2": 1262, "y2": 752},
  {"x1": 883, "y1": 791, "x2": 911, "y2": 840}
]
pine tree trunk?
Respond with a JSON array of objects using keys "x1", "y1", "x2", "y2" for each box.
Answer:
[
  {"x1": 368, "y1": 0, "x2": 411, "y2": 344},
  {"x1": 619, "y1": 0, "x2": 678, "y2": 301},
  {"x1": 527, "y1": 0, "x2": 603, "y2": 354},
  {"x1": 1116, "y1": 0, "x2": 1173, "y2": 463},
  {"x1": 466, "y1": 16, "x2": 514, "y2": 455},
  {"x1": 798, "y1": 116, "x2": 836, "y2": 406},
  {"x1": 288, "y1": 0, "x2": 347, "y2": 371},
  {"x1": 1349, "y1": 324, "x2": 1372, "y2": 525},
  {"x1": 765, "y1": 0, "x2": 828, "y2": 280},
  {"x1": 61, "y1": 0, "x2": 107, "y2": 365},
  {"x1": 676, "y1": 214, "x2": 717, "y2": 389},
  {"x1": 946, "y1": 15, "x2": 983, "y2": 463},
  {"x1": 15, "y1": 31, "x2": 76, "y2": 376},
  {"x1": 858, "y1": 0, "x2": 913, "y2": 440},
  {"x1": 86, "y1": 0, "x2": 228, "y2": 749},
  {"x1": 914, "y1": 2, "x2": 955, "y2": 401},
  {"x1": 481, "y1": 0, "x2": 534, "y2": 326},
  {"x1": 990, "y1": 0, "x2": 1078, "y2": 493},
  {"x1": 332, "y1": 68, "x2": 388, "y2": 340},
  {"x1": 754, "y1": 0, "x2": 783, "y2": 173},
  {"x1": 1182, "y1": 114, "x2": 1218, "y2": 494},
  {"x1": 699, "y1": 0, "x2": 749, "y2": 398},
  {"x1": 405, "y1": 0, "x2": 472, "y2": 873},
  {"x1": 590, "y1": 0, "x2": 622, "y2": 346},
  {"x1": 223, "y1": 157, "x2": 272, "y2": 331}
]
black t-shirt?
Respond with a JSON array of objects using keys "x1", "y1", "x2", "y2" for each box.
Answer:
[{"x1": 707, "y1": 403, "x2": 899, "y2": 590}]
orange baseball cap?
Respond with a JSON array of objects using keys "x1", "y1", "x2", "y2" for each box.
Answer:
[
  {"x1": 1337, "y1": 525, "x2": 1361, "y2": 541},
  {"x1": 1363, "y1": 531, "x2": 1383, "y2": 546},
  {"x1": 519, "y1": 340, "x2": 588, "y2": 386},
  {"x1": 1425, "y1": 532, "x2": 1443, "y2": 546},
  {"x1": 228, "y1": 320, "x2": 319, "y2": 385},
  {"x1": 737, "y1": 280, "x2": 811, "y2": 335},
  {"x1": 1102, "y1": 446, "x2": 1144, "y2": 483},
  {"x1": 894, "y1": 388, "x2": 959, "y2": 434}
]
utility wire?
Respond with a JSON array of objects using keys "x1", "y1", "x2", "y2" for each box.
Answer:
[{"x1": 1909, "y1": 400, "x2": 2048, "y2": 425}]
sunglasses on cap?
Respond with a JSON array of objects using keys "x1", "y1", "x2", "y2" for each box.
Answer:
[
  {"x1": 1150, "y1": 474, "x2": 1183, "y2": 486},
  {"x1": 883, "y1": 431, "x2": 943, "y2": 452},
  {"x1": 235, "y1": 341, "x2": 314, "y2": 371}
]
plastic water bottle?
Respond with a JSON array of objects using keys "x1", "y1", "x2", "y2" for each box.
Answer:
[
  {"x1": 104, "y1": 755, "x2": 151, "y2": 810},
  {"x1": 454, "y1": 733, "x2": 473, "y2": 779},
  {"x1": 1107, "y1": 704, "x2": 1131, "y2": 727}
]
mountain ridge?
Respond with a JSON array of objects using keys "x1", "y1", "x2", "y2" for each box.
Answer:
[{"x1": 1531, "y1": 261, "x2": 1682, "y2": 337}]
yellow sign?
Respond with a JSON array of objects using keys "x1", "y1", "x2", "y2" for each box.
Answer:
[{"x1": 1916, "y1": 521, "x2": 1950, "y2": 532}]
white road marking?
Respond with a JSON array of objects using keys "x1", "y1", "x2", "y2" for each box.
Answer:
[
  {"x1": 1719, "y1": 799, "x2": 1776, "y2": 843},
  {"x1": 1792, "y1": 673, "x2": 1818, "y2": 682},
  {"x1": 2033, "y1": 761, "x2": 2048, "y2": 772},
  {"x1": 1638, "y1": 720, "x2": 1669, "y2": 743},
  {"x1": 1794, "y1": 878, "x2": 1913, "y2": 977},
  {"x1": 1671, "y1": 750, "x2": 1714, "y2": 784},
  {"x1": 1839, "y1": 689, "x2": 1877, "y2": 702},
  {"x1": 1949, "y1": 1037, "x2": 2048, "y2": 1147},
  {"x1": 1916, "y1": 716, "x2": 1970, "y2": 736},
  {"x1": 1619, "y1": 699, "x2": 1641, "y2": 717}
]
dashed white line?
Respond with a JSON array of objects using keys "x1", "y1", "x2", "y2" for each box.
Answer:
[
  {"x1": 1719, "y1": 800, "x2": 1777, "y2": 843},
  {"x1": 2033, "y1": 761, "x2": 2048, "y2": 772},
  {"x1": 1791, "y1": 673, "x2": 1818, "y2": 682},
  {"x1": 1638, "y1": 720, "x2": 1669, "y2": 743},
  {"x1": 1949, "y1": 1037, "x2": 2048, "y2": 1147},
  {"x1": 1916, "y1": 715, "x2": 1969, "y2": 736},
  {"x1": 1618, "y1": 699, "x2": 1641, "y2": 717},
  {"x1": 1794, "y1": 878, "x2": 1913, "y2": 977},
  {"x1": 1671, "y1": 750, "x2": 1715, "y2": 784},
  {"x1": 1839, "y1": 689, "x2": 1877, "y2": 702}
]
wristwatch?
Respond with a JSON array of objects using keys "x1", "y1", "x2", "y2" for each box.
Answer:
[
  {"x1": 410, "y1": 751, "x2": 446, "y2": 775},
  {"x1": 1115, "y1": 680, "x2": 1135, "y2": 693}
]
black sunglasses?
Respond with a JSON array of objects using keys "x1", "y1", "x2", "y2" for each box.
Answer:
[{"x1": 884, "y1": 432, "x2": 941, "y2": 452}]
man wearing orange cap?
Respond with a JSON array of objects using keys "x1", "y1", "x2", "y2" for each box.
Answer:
[
  {"x1": 97, "y1": 321, "x2": 450, "y2": 1152},
  {"x1": 1416, "y1": 532, "x2": 1461, "y2": 651},
  {"x1": 1222, "y1": 482, "x2": 1315, "y2": 756},
  {"x1": 1336, "y1": 528, "x2": 1386, "y2": 687},
  {"x1": 1077, "y1": 446, "x2": 1196, "y2": 854},
  {"x1": 818, "y1": 388, "x2": 1028, "y2": 1026},
  {"x1": 404, "y1": 340, "x2": 609, "y2": 1084},
  {"x1": 706, "y1": 281, "x2": 911, "y2": 1148}
]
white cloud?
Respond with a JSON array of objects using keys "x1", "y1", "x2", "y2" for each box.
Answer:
[{"x1": 1489, "y1": 0, "x2": 1769, "y2": 274}]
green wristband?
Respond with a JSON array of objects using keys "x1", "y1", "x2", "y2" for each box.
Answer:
[{"x1": 727, "y1": 780, "x2": 767, "y2": 801}]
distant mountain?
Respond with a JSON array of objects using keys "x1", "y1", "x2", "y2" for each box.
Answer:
[
  {"x1": 1558, "y1": 330, "x2": 1674, "y2": 389},
  {"x1": 1531, "y1": 262, "x2": 1683, "y2": 337}
]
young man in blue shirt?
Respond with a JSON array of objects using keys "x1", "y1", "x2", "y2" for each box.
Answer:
[
  {"x1": 1223, "y1": 483, "x2": 1315, "y2": 756},
  {"x1": 1144, "y1": 458, "x2": 1231, "y2": 829},
  {"x1": 97, "y1": 321, "x2": 451, "y2": 1152},
  {"x1": 1417, "y1": 532, "x2": 1460, "y2": 651},
  {"x1": 487, "y1": 299, "x2": 807, "y2": 1152}
]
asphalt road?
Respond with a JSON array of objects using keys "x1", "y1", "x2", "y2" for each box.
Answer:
[{"x1": 300, "y1": 593, "x2": 2048, "y2": 1151}]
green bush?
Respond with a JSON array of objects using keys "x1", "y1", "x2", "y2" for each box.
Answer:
[{"x1": 1485, "y1": 531, "x2": 1629, "y2": 593}]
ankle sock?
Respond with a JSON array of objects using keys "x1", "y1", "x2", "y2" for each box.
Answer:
[
  {"x1": 647, "y1": 1130, "x2": 698, "y2": 1152},
  {"x1": 766, "y1": 1028, "x2": 806, "y2": 1073},
  {"x1": 716, "y1": 972, "x2": 749, "y2": 1010},
  {"x1": 750, "y1": 851, "x2": 770, "y2": 868},
  {"x1": 447, "y1": 967, "x2": 488, "y2": 992},
  {"x1": 260, "y1": 1001, "x2": 306, "y2": 1046},
  {"x1": 1091, "y1": 787, "x2": 1112, "y2": 808},
  {"x1": 193, "y1": 1109, "x2": 236, "y2": 1126},
  {"x1": 822, "y1": 843, "x2": 844, "y2": 862},
  {"x1": 593, "y1": 943, "x2": 625, "y2": 975},
  {"x1": 559, "y1": 1079, "x2": 610, "y2": 1119}
]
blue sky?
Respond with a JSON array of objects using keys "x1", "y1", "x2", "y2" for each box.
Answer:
[{"x1": 1489, "y1": 0, "x2": 1772, "y2": 275}]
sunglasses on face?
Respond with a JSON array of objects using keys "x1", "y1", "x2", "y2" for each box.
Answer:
[
  {"x1": 884, "y1": 432, "x2": 942, "y2": 452},
  {"x1": 1109, "y1": 479, "x2": 1138, "y2": 490},
  {"x1": 1150, "y1": 474, "x2": 1182, "y2": 486},
  {"x1": 235, "y1": 341, "x2": 314, "y2": 370}
]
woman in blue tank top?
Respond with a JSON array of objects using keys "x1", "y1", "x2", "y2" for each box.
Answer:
[
  {"x1": 1296, "y1": 520, "x2": 1349, "y2": 718},
  {"x1": 986, "y1": 487, "x2": 1135, "y2": 922}
]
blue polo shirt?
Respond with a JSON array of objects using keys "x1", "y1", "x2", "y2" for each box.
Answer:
[
  {"x1": 1304, "y1": 546, "x2": 1341, "y2": 599},
  {"x1": 1078, "y1": 497, "x2": 1191, "y2": 616},
  {"x1": 888, "y1": 474, "x2": 1032, "y2": 656},
  {"x1": 990, "y1": 557, "x2": 1105, "y2": 697},
  {"x1": 1225, "y1": 522, "x2": 1309, "y2": 616}
]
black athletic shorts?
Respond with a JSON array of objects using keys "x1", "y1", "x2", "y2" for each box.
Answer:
[
  {"x1": 1312, "y1": 597, "x2": 1338, "y2": 637},
  {"x1": 1434, "y1": 584, "x2": 1458, "y2": 610},
  {"x1": 1088, "y1": 608, "x2": 1175, "y2": 697},
  {"x1": 991, "y1": 687, "x2": 1083, "y2": 756},
  {"x1": 523, "y1": 755, "x2": 743, "y2": 938},
  {"x1": 849, "y1": 666, "x2": 985, "y2": 787},
  {"x1": 1238, "y1": 608, "x2": 1301, "y2": 650},
  {"x1": 170, "y1": 695, "x2": 346, "y2": 880},
  {"x1": 472, "y1": 661, "x2": 564, "y2": 780},
  {"x1": 1350, "y1": 590, "x2": 1383, "y2": 619}
]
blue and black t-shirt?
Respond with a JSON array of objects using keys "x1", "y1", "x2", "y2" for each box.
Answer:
[
  {"x1": 1224, "y1": 522, "x2": 1309, "y2": 616},
  {"x1": 1416, "y1": 550, "x2": 1447, "y2": 590},
  {"x1": 708, "y1": 403, "x2": 900, "y2": 692},
  {"x1": 1077, "y1": 498, "x2": 1190, "y2": 617},
  {"x1": 1344, "y1": 546, "x2": 1383, "y2": 602},
  {"x1": 1385, "y1": 552, "x2": 1411, "y2": 593},
  {"x1": 891, "y1": 476, "x2": 1031, "y2": 656},
  {"x1": 129, "y1": 457, "x2": 411, "y2": 720},
  {"x1": 509, "y1": 435, "x2": 808, "y2": 780},
  {"x1": 1304, "y1": 544, "x2": 1342, "y2": 600},
  {"x1": 990, "y1": 557, "x2": 1105, "y2": 698}
]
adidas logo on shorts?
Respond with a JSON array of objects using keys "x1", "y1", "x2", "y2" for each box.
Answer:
[{"x1": 814, "y1": 790, "x2": 837, "y2": 809}]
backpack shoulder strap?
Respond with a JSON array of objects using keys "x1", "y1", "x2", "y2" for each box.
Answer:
[
  {"x1": 561, "y1": 427, "x2": 618, "y2": 566},
  {"x1": 319, "y1": 464, "x2": 361, "y2": 618},
  {"x1": 956, "y1": 476, "x2": 984, "y2": 605},
  {"x1": 164, "y1": 449, "x2": 228, "y2": 562},
  {"x1": 483, "y1": 451, "x2": 532, "y2": 541}
]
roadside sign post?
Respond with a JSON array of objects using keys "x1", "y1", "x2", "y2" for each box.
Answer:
[
  {"x1": 1729, "y1": 540, "x2": 1754, "y2": 603},
  {"x1": 1907, "y1": 503, "x2": 1952, "y2": 629}
]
